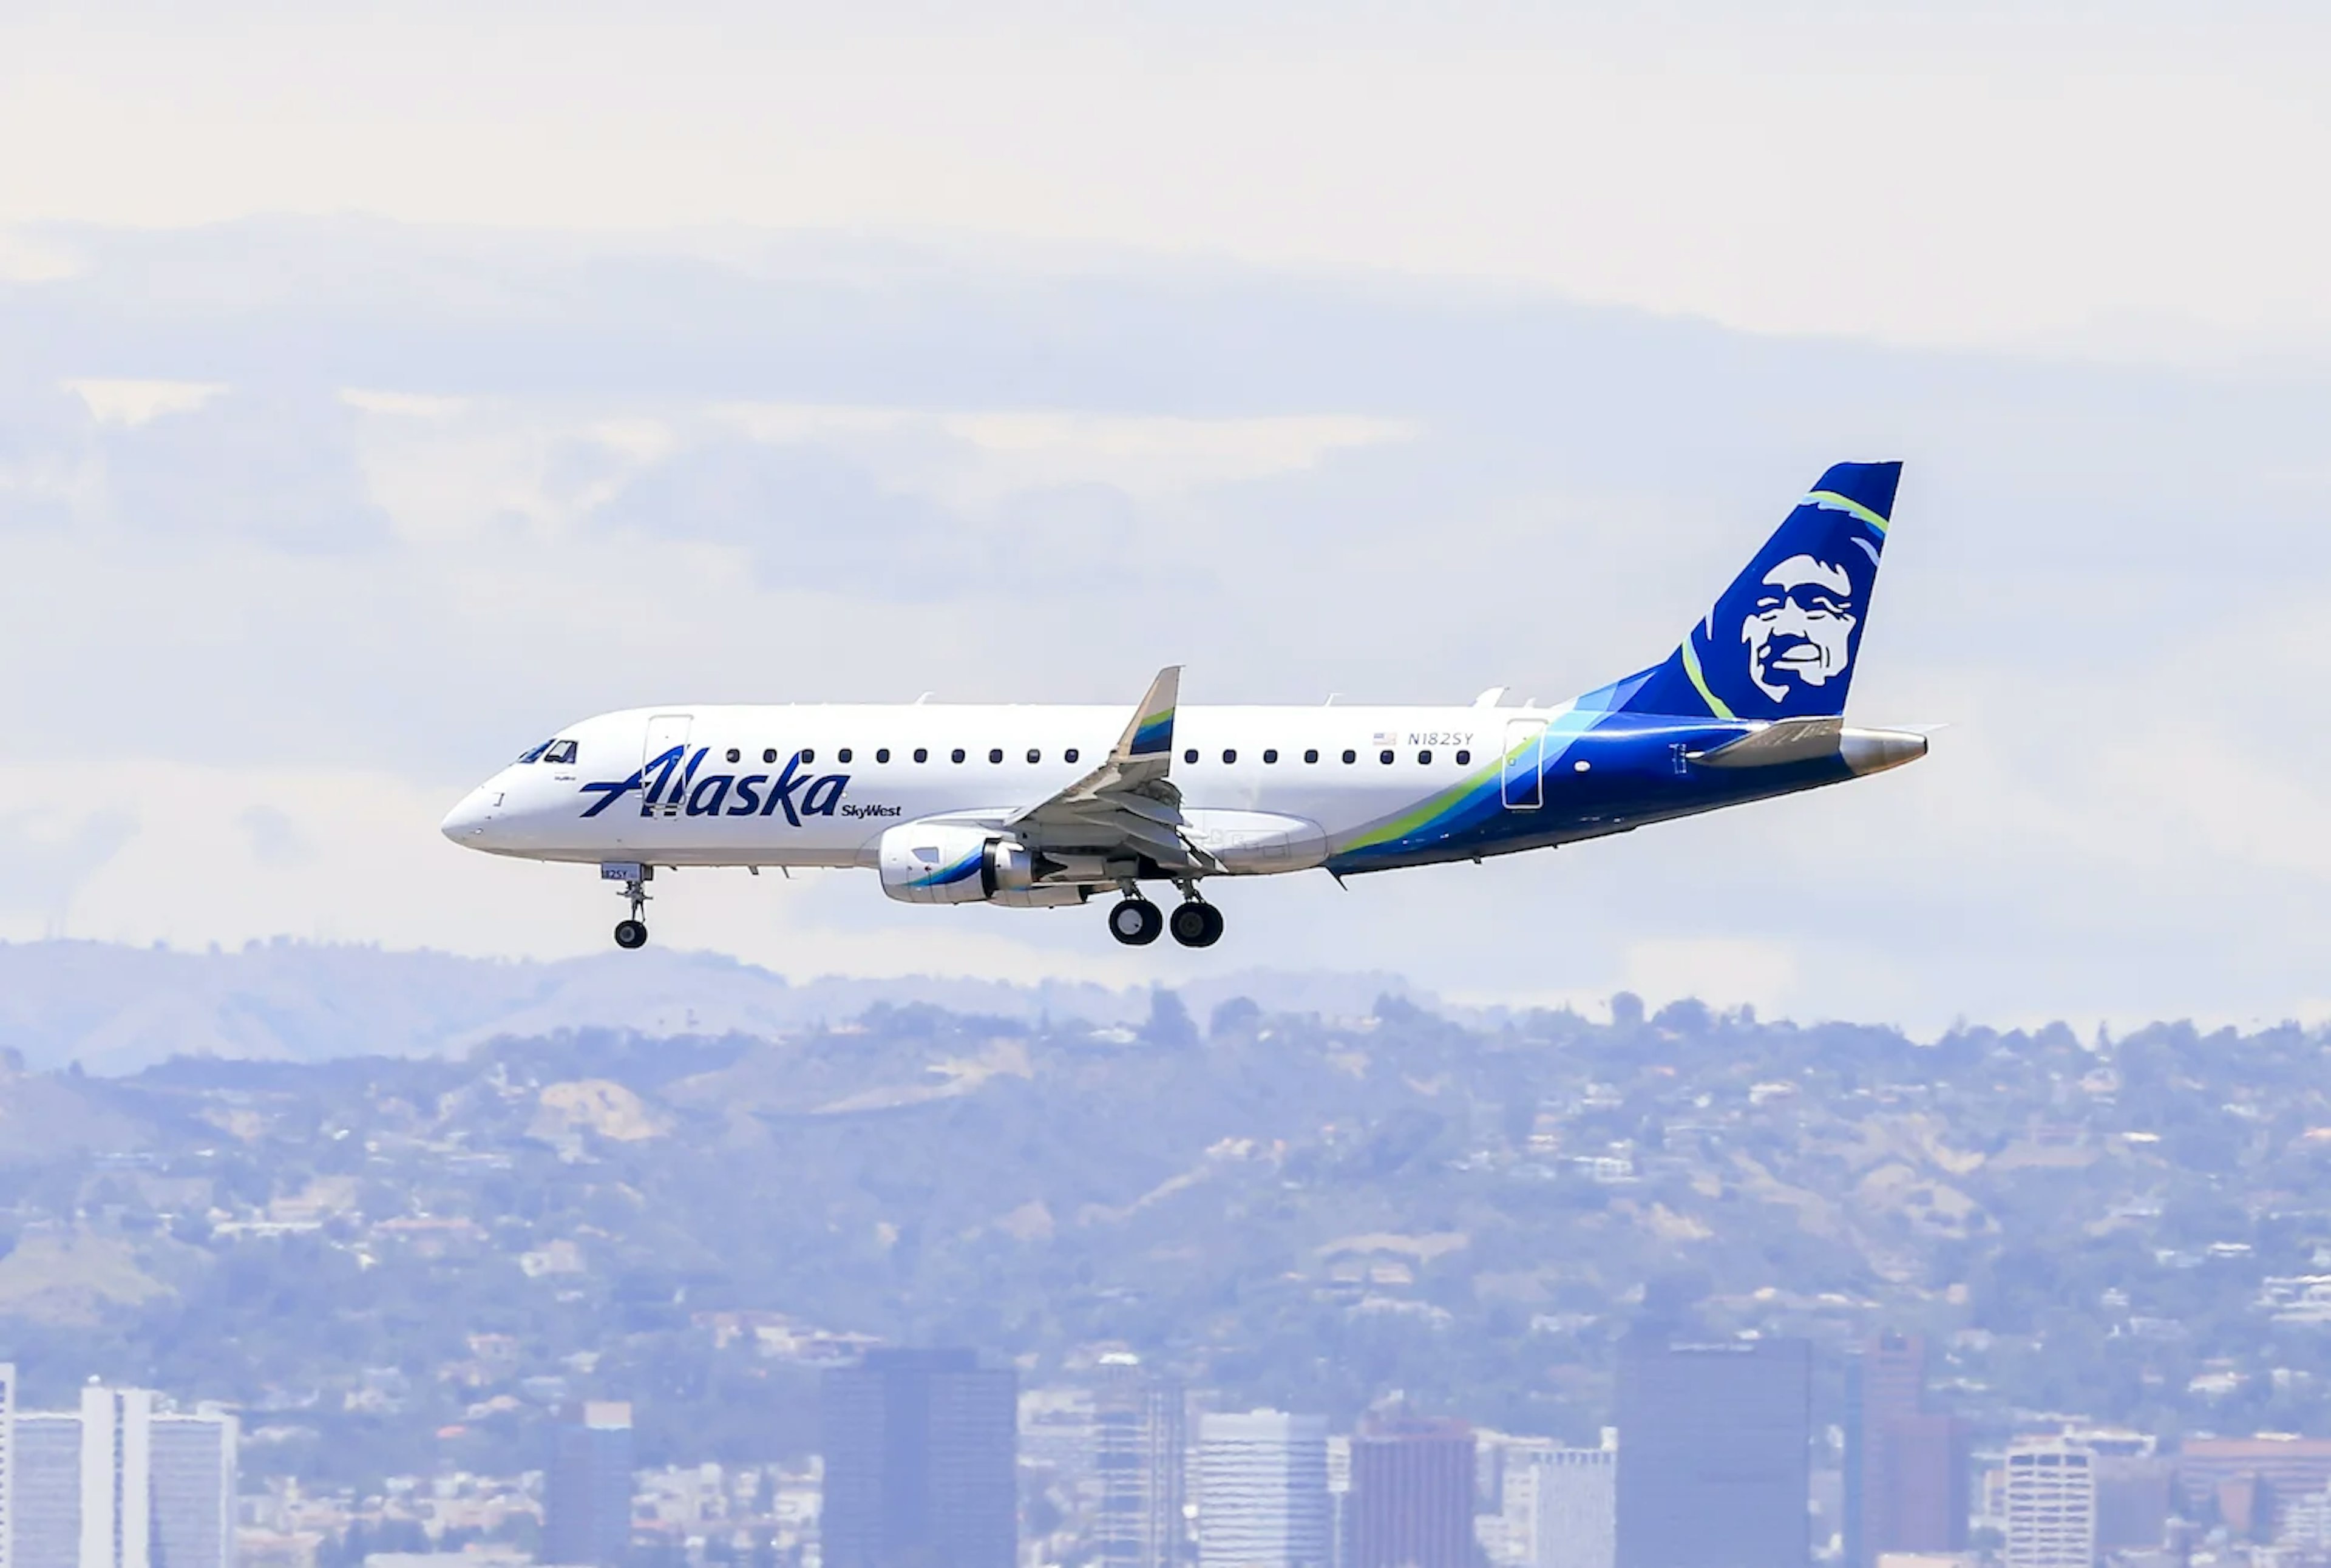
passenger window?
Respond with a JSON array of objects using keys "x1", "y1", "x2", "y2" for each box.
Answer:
[
  {"x1": 989, "y1": 748, "x2": 1003, "y2": 764},
  {"x1": 877, "y1": 748, "x2": 892, "y2": 764},
  {"x1": 952, "y1": 748, "x2": 966, "y2": 764},
  {"x1": 1222, "y1": 748, "x2": 1237, "y2": 764},
  {"x1": 1026, "y1": 748, "x2": 1040, "y2": 764},
  {"x1": 801, "y1": 748, "x2": 815, "y2": 764},
  {"x1": 1342, "y1": 749, "x2": 1356, "y2": 764},
  {"x1": 1065, "y1": 748, "x2": 1080, "y2": 764},
  {"x1": 764, "y1": 748, "x2": 779, "y2": 764},
  {"x1": 914, "y1": 748, "x2": 929, "y2": 764},
  {"x1": 545, "y1": 741, "x2": 578, "y2": 765},
  {"x1": 839, "y1": 748, "x2": 853, "y2": 764},
  {"x1": 726, "y1": 748, "x2": 742, "y2": 764},
  {"x1": 1184, "y1": 748, "x2": 1199, "y2": 764},
  {"x1": 1305, "y1": 748, "x2": 1319, "y2": 764},
  {"x1": 1418, "y1": 749, "x2": 1432, "y2": 765},
  {"x1": 1456, "y1": 749, "x2": 1471, "y2": 765},
  {"x1": 1380, "y1": 750, "x2": 1394, "y2": 765},
  {"x1": 1263, "y1": 748, "x2": 1278, "y2": 764}
]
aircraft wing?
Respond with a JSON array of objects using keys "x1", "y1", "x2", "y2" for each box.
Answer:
[{"x1": 1006, "y1": 665, "x2": 1213, "y2": 871}]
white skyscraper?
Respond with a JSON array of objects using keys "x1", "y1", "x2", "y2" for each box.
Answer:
[
  {"x1": 5, "y1": 1388, "x2": 236, "y2": 1568},
  {"x1": 2003, "y1": 1437, "x2": 2095, "y2": 1568},
  {"x1": 1528, "y1": 1438, "x2": 1616, "y2": 1568},
  {"x1": 80, "y1": 1387, "x2": 155, "y2": 1568},
  {"x1": 2, "y1": 1362, "x2": 16, "y2": 1568},
  {"x1": 1197, "y1": 1411, "x2": 1330, "y2": 1568}
]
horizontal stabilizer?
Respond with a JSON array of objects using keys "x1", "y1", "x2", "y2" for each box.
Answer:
[{"x1": 1689, "y1": 716, "x2": 1842, "y2": 769}]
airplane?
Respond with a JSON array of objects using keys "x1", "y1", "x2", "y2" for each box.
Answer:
[{"x1": 441, "y1": 460, "x2": 1927, "y2": 951}]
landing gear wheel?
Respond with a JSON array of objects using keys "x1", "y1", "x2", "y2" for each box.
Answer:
[
  {"x1": 614, "y1": 919, "x2": 649, "y2": 950},
  {"x1": 1108, "y1": 897, "x2": 1163, "y2": 946},
  {"x1": 1169, "y1": 900, "x2": 1224, "y2": 948}
]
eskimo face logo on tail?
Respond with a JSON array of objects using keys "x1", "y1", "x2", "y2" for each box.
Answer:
[{"x1": 1741, "y1": 554, "x2": 1858, "y2": 701}]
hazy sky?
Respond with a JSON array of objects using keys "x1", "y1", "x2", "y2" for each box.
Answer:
[
  {"x1": 5, "y1": 1, "x2": 2329, "y2": 351},
  {"x1": 1, "y1": 2, "x2": 2327, "y2": 1032}
]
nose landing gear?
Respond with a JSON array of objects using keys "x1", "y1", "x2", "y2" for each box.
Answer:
[{"x1": 604, "y1": 863, "x2": 651, "y2": 950}]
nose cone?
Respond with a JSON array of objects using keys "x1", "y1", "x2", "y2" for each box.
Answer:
[{"x1": 441, "y1": 784, "x2": 504, "y2": 847}]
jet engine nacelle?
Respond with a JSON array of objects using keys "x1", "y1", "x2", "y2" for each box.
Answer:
[{"x1": 877, "y1": 823, "x2": 1045, "y2": 905}]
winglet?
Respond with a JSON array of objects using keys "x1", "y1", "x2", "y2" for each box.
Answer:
[{"x1": 1117, "y1": 665, "x2": 1180, "y2": 762}]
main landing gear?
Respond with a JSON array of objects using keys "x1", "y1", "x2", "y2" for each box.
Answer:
[
  {"x1": 1107, "y1": 888, "x2": 1224, "y2": 949},
  {"x1": 607, "y1": 863, "x2": 651, "y2": 950},
  {"x1": 1169, "y1": 898, "x2": 1224, "y2": 949},
  {"x1": 1107, "y1": 897, "x2": 1162, "y2": 946}
]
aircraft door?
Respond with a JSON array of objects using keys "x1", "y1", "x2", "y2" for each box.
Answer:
[
  {"x1": 1501, "y1": 719, "x2": 1547, "y2": 810},
  {"x1": 642, "y1": 713, "x2": 693, "y2": 816}
]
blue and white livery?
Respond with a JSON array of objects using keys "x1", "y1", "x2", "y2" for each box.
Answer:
[{"x1": 442, "y1": 462, "x2": 1928, "y2": 950}]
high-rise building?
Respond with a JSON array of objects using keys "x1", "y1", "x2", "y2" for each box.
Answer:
[
  {"x1": 1, "y1": 1363, "x2": 14, "y2": 1568},
  {"x1": 77, "y1": 1386, "x2": 153, "y2": 1568},
  {"x1": 10, "y1": 1413, "x2": 83, "y2": 1568},
  {"x1": 821, "y1": 1349, "x2": 1017, "y2": 1568},
  {"x1": 1529, "y1": 1439, "x2": 1618, "y2": 1568},
  {"x1": 544, "y1": 1402, "x2": 634, "y2": 1568},
  {"x1": 1845, "y1": 1337, "x2": 1967, "y2": 1567},
  {"x1": 1093, "y1": 1355, "x2": 1186, "y2": 1568},
  {"x1": 1474, "y1": 1433, "x2": 1552, "y2": 1568},
  {"x1": 6, "y1": 1388, "x2": 237, "y2": 1568},
  {"x1": 1615, "y1": 1337, "x2": 1811, "y2": 1568},
  {"x1": 1196, "y1": 1411, "x2": 1331, "y2": 1568},
  {"x1": 1346, "y1": 1416, "x2": 1474, "y2": 1568},
  {"x1": 2001, "y1": 1439, "x2": 2095, "y2": 1568},
  {"x1": 1326, "y1": 1434, "x2": 1351, "y2": 1568},
  {"x1": 146, "y1": 1407, "x2": 237, "y2": 1568},
  {"x1": 2174, "y1": 1436, "x2": 2331, "y2": 1539},
  {"x1": 1473, "y1": 1431, "x2": 1618, "y2": 1568}
]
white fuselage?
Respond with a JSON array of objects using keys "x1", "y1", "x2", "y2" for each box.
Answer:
[{"x1": 443, "y1": 701, "x2": 1561, "y2": 873}]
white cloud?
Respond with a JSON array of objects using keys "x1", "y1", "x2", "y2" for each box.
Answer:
[{"x1": 64, "y1": 379, "x2": 228, "y2": 425}]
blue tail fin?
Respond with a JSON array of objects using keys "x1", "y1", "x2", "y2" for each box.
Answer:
[{"x1": 1615, "y1": 461, "x2": 1901, "y2": 721}]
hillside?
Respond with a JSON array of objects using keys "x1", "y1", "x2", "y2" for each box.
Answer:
[{"x1": 4, "y1": 981, "x2": 2327, "y2": 1486}]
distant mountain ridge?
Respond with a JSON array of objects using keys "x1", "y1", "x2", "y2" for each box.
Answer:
[{"x1": 0, "y1": 940, "x2": 1426, "y2": 1074}]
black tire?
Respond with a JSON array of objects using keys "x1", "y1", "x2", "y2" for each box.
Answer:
[
  {"x1": 1107, "y1": 898, "x2": 1162, "y2": 946},
  {"x1": 1169, "y1": 900, "x2": 1223, "y2": 948},
  {"x1": 614, "y1": 919, "x2": 649, "y2": 950}
]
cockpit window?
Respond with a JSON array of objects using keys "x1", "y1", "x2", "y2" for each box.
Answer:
[
  {"x1": 516, "y1": 741, "x2": 553, "y2": 764},
  {"x1": 543, "y1": 740, "x2": 578, "y2": 765}
]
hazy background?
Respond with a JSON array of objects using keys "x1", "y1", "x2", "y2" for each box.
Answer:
[{"x1": 2, "y1": 0, "x2": 2328, "y2": 1033}]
